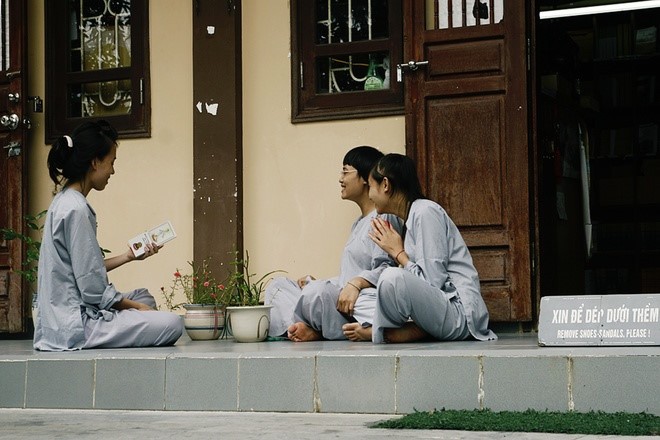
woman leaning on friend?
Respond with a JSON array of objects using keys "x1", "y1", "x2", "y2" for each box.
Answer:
[{"x1": 342, "y1": 153, "x2": 497, "y2": 343}]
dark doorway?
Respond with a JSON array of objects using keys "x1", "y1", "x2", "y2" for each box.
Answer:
[{"x1": 537, "y1": 3, "x2": 660, "y2": 296}]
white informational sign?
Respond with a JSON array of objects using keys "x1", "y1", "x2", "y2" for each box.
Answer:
[{"x1": 538, "y1": 294, "x2": 659, "y2": 346}]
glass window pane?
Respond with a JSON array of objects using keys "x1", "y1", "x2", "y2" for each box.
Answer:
[
  {"x1": 316, "y1": 51, "x2": 390, "y2": 93},
  {"x1": 316, "y1": 0, "x2": 389, "y2": 44},
  {"x1": 68, "y1": 80, "x2": 132, "y2": 117},
  {"x1": 428, "y1": 0, "x2": 505, "y2": 30},
  {"x1": 70, "y1": 0, "x2": 132, "y2": 72}
]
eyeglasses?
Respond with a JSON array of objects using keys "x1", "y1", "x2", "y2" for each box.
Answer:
[{"x1": 340, "y1": 169, "x2": 358, "y2": 177}]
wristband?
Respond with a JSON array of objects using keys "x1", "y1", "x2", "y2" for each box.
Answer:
[
  {"x1": 346, "y1": 281, "x2": 360, "y2": 291},
  {"x1": 394, "y1": 249, "x2": 405, "y2": 264}
]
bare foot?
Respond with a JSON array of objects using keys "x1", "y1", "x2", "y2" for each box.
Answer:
[
  {"x1": 287, "y1": 322, "x2": 321, "y2": 342},
  {"x1": 383, "y1": 322, "x2": 429, "y2": 343},
  {"x1": 342, "y1": 323, "x2": 372, "y2": 342}
]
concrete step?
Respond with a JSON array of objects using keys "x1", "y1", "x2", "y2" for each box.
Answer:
[{"x1": 0, "y1": 334, "x2": 658, "y2": 415}]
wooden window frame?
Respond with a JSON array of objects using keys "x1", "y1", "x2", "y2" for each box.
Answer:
[
  {"x1": 291, "y1": 0, "x2": 404, "y2": 123},
  {"x1": 45, "y1": 0, "x2": 151, "y2": 141}
]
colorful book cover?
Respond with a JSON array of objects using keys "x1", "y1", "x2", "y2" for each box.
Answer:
[{"x1": 128, "y1": 221, "x2": 177, "y2": 257}]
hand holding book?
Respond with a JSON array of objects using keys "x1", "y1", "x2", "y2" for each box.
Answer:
[{"x1": 128, "y1": 221, "x2": 177, "y2": 257}]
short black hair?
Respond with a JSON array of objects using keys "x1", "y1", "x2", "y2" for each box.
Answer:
[{"x1": 343, "y1": 146, "x2": 384, "y2": 182}]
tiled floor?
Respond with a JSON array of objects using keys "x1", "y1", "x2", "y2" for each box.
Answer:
[{"x1": 0, "y1": 333, "x2": 658, "y2": 415}]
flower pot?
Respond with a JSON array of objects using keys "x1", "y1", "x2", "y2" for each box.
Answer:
[
  {"x1": 182, "y1": 304, "x2": 224, "y2": 340},
  {"x1": 226, "y1": 305, "x2": 272, "y2": 342}
]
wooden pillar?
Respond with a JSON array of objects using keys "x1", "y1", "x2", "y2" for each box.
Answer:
[{"x1": 192, "y1": 0, "x2": 243, "y2": 278}]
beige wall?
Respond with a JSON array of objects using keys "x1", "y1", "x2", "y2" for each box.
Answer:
[
  {"x1": 26, "y1": 0, "x2": 404, "y2": 309},
  {"x1": 27, "y1": 1, "x2": 194, "y2": 306},
  {"x1": 242, "y1": 1, "x2": 405, "y2": 283}
]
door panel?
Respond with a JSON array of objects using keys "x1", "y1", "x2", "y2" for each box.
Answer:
[
  {"x1": 405, "y1": 0, "x2": 531, "y2": 321},
  {"x1": 426, "y1": 96, "x2": 504, "y2": 225},
  {"x1": 0, "y1": 0, "x2": 28, "y2": 333}
]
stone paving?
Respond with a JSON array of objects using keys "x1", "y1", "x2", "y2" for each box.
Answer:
[{"x1": 0, "y1": 408, "x2": 657, "y2": 440}]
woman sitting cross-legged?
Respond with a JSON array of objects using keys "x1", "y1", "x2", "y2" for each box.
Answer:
[
  {"x1": 342, "y1": 153, "x2": 497, "y2": 343},
  {"x1": 265, "y1": 146, "x2": 402, "y2": 342},
  {"x1": 33, "y1": 120, "x2": 183, "y2": 351}
]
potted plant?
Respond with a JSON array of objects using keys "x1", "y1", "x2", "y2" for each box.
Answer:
[
  {"x1": 162, "y1": 260, "x2": 230, "y2": 340},
  {"x1": 225, "y1": 251, "x2": 284, "y2": 342},
  {"x1": 2, "y1": 210, "x2": 113, "y2": 330},
  {"x1": 1, "y1": 211, "x2": 47, "y2": 328}
]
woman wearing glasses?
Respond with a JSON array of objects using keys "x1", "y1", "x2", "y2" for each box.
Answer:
[{"x1": 264, "y1": 146, "x2": 402, "y2": 341}]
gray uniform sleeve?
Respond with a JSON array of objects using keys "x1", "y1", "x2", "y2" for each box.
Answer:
[
  {"x1": 403, "y1": 205, "x2": 451, "y2": 289},
  {"x1": 356, "y1": 213, "x2": 403, "y2": 286}
]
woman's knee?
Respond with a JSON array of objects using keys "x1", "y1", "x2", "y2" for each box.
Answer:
[
  {"x1": 300, "y1": 284, "x2": 333, "y2": 308},
  {"x1": 158, "y1": 312, "x2": 183, "y2": 334},
  {"x1": 127, "y1": 288, "x2": 157, "y2": 308},
  {"x1": 377, "y1": 267, "x2": 406, "y2": 296}
]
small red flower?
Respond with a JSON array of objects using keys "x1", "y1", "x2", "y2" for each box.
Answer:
[
  {"x1": 174, "y1": 271, "x2": 181, "y2": 278},
  {"x1": 203, "y1": 281, "x2": 210, "y2": 287},
  {"x1": 210, "y1": 293, "x2": 217, "y2": 299},
  {"x1": 218, "y1": 284, "x2": 225, "y2": 290}
]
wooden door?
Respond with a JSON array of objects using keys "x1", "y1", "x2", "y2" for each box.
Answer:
[
  {"x1": 0, "y1": 0, "x2": 28, "y2": 333},
  {"x1": 404, "y1": 0, "x2": 531, "y2": 321}
]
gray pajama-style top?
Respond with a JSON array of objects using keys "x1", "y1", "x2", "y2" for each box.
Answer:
[
  {"x1": 34, "y1": 189, "x2": 124, "y2": 350},
  {"x1": 375, "y1": 199, "x2": 496, "y2": 342},
  {"x1": 34, "y1": 189, "x2": 183, "y2": 351}
]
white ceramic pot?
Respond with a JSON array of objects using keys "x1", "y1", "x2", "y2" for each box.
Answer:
[
  {"x1": 182, "y1": 304, "x2": 224, "y2": 340},
  {"x1": 226, "y1": 305, "x2": 272, "y2": 342}
]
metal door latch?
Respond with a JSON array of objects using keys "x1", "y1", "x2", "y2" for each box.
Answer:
[
  {"x1": 3, "y1": 141, "x2": 21, "y2": 157},
  {"x1": 396, "y1": 60, "x2": 429, "y2": 82},
  {"x1": 28, "y1": 96, "x2": 43, "y2": 112}
]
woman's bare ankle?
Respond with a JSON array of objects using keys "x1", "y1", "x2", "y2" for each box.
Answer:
[{"x1": 383, "y1": 322, "x2": 429, "y2": 343}]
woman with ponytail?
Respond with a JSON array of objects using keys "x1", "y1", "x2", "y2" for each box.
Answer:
[{"x1": 34, "y1": 120, "x2": 183, "y2": 351}]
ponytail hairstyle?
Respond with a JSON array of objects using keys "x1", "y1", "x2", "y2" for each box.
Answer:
[
  {"x1": 47, "y1": 120, "x2": 119, "y2": 186},
  {"x1": 343, "y1": 145, "x2": 384, "y2": 182},
  {"x1": 370, "y1": 153, "x2": 425, "y2": 203}
]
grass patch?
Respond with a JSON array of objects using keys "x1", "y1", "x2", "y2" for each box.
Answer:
[{"x1": 371, "y1": 409, "x2": 659, "y2": 436}]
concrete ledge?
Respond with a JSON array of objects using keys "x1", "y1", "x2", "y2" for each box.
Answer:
[{"x1": 0, "y1": 334, "x2": 658, "y2": 414}]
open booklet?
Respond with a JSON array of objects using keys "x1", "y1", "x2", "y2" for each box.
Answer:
[{"x1": 128, "y1": 220, "x2": 177, "y2": 257}]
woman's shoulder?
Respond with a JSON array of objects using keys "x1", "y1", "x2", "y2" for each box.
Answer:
[
  {"x1": 50, "y1": 189, "x2": 93, "y2": 219},
  {"x1": 411, "y1": 199, "x2": 446, "y2": 217}
]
